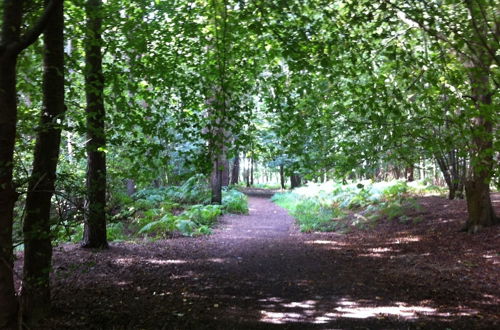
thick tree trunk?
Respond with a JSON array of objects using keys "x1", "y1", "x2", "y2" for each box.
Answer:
[
  {"x1": 20, "y1": 0, "x2": 65, "y2": 324},
  {"x1": 463, "y1": 66, "x2": 498, "y2": 231},
  {"x1": 83, "y1": 0, "x2": 108, "y2": 248},
  {"x1": 0, "y1": 1, "x2": 60, "y2": 326},
  {"x1": 0, "y1": 56, "x2": 20, "y2": 330},
  {"x1": 0, "y1": 2, "x2": 25, "y2": 328},
  {"x1": 221, "y1": 155, "x2": 230, "y2": 187},
  {"x1": 279, "y1": 164, "x2": 285, "y2": 189},
  {"x1": 290, "y1": 174, "x2": 301, "y2": 189},
  {"x1": 230, "y1": 156, "x2": 239, "y2": 185}
]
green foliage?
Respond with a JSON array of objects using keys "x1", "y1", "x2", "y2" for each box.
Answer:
[
  {"x1": 137, "y1": 204, "x2": 222, "y2": 237},
  {"x1": 293, "y1": 198, "x2": 344, "y2": 232},
  {"x1": 107, "y1": 222, "x2": 126, "y2": 241},
  {"x1": 182, "y1": 204, "x2": 222, "y2": 226},
  {"x1": 138, "y1": 214, "x2": 177, "y2": 237},
  {"x1": 273, "y1": 180, "x2": 423, "y2": 232},
  {"x1": 222, "y1": 189, "x2": 249, "y2": 214},
  {"x1": 382, "y1": 181, "x2": 410, "y2": 201}
]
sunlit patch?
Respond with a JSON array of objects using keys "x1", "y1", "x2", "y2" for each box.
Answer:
[
  {"x1": 282, "y1": 300, "x2": 316, "y2": 308},
  {"x1": 259, "y1": 295, "x2": 484, "y2": 325},
  {"x1": 146, "y1": 259, "x2": 187, "y2": 265},
  {"x1": 114, "y1": 257, "x2": 135, "y2": 265},
  {"x1": 206, "y1": 258, "x2": 225, "y2": 263},
  {"x1": 330, "y1": 301, "x2": 436, "y2": 319},
  {"x1": 304, "y1": 240, "x2": 347, "y2": 247},
  {"x1": 260, "y1": 311, "x2": 304, "y2": 324},
  {"x1": 358, "y1": 246, "x2": 399, "y2": 258},
  {"x1": 482, "y1": 254, "x2": 499, "y2": 264},
  {"x1": 259, "y1": 297, "x2": 284, "y2": 303},
  {"x1": 390, "y1": 236, "x2": 420, "y2": 244}
]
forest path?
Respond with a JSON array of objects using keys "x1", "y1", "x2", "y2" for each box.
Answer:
[{"x1": 43, "y1": 195, "x2": 500, "y2": 329}]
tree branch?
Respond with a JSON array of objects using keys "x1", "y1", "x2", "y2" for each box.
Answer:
[{"x1": 8, "y1": 0, "x2": 62, "y2": 56}]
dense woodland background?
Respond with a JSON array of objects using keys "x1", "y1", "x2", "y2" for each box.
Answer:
[{"x1": 0, "y1": 0, "x2": 498, "y2": 328}]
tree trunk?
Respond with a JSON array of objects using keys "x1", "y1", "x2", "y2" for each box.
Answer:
[
  {"x1": 125, "y1": 179, "x2": 135, "y2": 196},
  {"x1": 230, "y1": 155, "x2": 239, "y2": 185},
  {"x1": 463, "y1": 65, "x2": 498, "y2": 231},
  {"x1": 405, "y1": 165, "x2": 414, "y2": 182},
  {"x1": 279, "y1": 164, "x2": 285, "y2": 189},
  {"x1": 20, "y1": 0, "x2": 65, "y2": 324},
  {"x1": 221, "y1": 155, "x2": 230, "y2": 187},
  {"x1": 211, "y1": 158, "x2": 222, "y2": 204},
  {"x1": 244, "y1": 169, "x2": 250, "y2": 187},
  {"x1": 0, "y1": 52, "x2": 20, "y2": 330},
  {"x1": 0, "y1": 1, "x2": 61, "y2": 326},
  {"x1": 290, "y1": 174, "x2": 301, "y2": 189},
  {"x1": 83, "y1": 0, "x2": 108, "y2": 249},
  {"x1": 250, "y1": 157, "x2": 254, "y2": 186}
]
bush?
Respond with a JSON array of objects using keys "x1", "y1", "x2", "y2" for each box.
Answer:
[
  {"x1": 272, "y1": 180, "x2": 422, "y2": 232},
  {"x1": 183, "y1": 204, "x2": 223, "y2": 226},
  {"x1": 222, "y1": 189, "x2": 249, "y2": 214}
]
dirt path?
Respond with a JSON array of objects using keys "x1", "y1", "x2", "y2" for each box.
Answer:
[{"x1": 39, "y1": 196, "x2": 499, "y2": 329}]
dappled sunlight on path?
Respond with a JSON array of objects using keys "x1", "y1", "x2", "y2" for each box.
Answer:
[{"x1": 40, "y1": 196, "x2": 500, "y2": 329}]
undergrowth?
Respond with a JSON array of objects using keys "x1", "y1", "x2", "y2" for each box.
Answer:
[
  {"x1": 272, "y1": 180, "x2": 429, "y2": 232},
  {"x1": 52, "y1": 175, "x2": 248, "y2": 244}
]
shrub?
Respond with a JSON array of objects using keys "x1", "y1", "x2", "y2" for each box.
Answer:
[
  {"x1": 222, "y1": 189, "x2": 248, "y2": 214},
  {"x1": 183, "y1": 204, "x2": 223, "y2": 226}
]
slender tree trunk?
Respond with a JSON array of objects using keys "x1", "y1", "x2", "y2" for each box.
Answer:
[
  {"x1": 250, "y1": 156, "x2": 254, "y2": 186},
  {"x1": 244, "y1": 169, "x2": 250, "y2": 187},
  {"x1": 211, "y1": 157, "x2": 222, "y2": 204},
  {"x1": 20, "y1": 0, "x2": 64, "y2": 324},
  {"x1": 279, "y1": 164, "x2": 285, "y2": 189},
  {"x1": 230, "y1": 155, "x2": 239, "y2": 185},
  {"x1": 83, "y1": 0, "x2": 108, "y2": 248}
]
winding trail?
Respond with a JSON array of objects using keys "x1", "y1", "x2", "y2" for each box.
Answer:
[{"x1": 43, "y1": 196, "x2": 499, "y2": 329}]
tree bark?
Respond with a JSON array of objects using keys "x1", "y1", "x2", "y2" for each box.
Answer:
[
  {"x1": 1, "y1": 1, "x2": 60, "y2": 326},
  {"x1": 0, "y1": 47, "x2": 20, "y2": 330},
  {"x1": 20, "y1": 0, "x2": 65, "y2": 324},
  {"x1": 230, "y1": 155, "x2": 240, "y2": 185},
  {"x1": 279, "y1": 164, "x2": 285, "y2": 189},
  {"x1": 290, "y1": 174, "x2": 301, "y2": 189},
  {"x1": 405, "y1": 165, "x2": 414, "y2": 182},
  {"x1": 211, "y1": 157, "x2": 222, "y2": 204},
  {"x1": 463, "y1": 65, "x2": 498, "y2": 231},
  {"x1": 250, "y1": 156, "x2": 254, "y2": 186},
  {"x1": 125, "y1": 179, "x2": 135, "y2": 196},
  {"x1": 221, "y1": 155, "x2": 230, "y2": 187},
  {"x1": 83, "y1": 0, "x2": 108, "y2": 248}
]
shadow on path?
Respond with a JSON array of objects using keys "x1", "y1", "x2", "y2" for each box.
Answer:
[{"x1": 41, "y1": 196, "x2": 499, "y2": 329}]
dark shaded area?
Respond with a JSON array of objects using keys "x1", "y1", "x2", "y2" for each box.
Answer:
[{"x1": 14, "y1": 195, "x2": 500, "y2": 329}]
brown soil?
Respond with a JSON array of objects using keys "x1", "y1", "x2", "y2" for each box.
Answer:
[{"x1": 16, "y1": 194, "x2": 500, "y2": 329}]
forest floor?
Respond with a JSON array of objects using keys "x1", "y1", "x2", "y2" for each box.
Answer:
[{"x1": 16, "y1": 193, "x2": 500, "y2": 329}]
